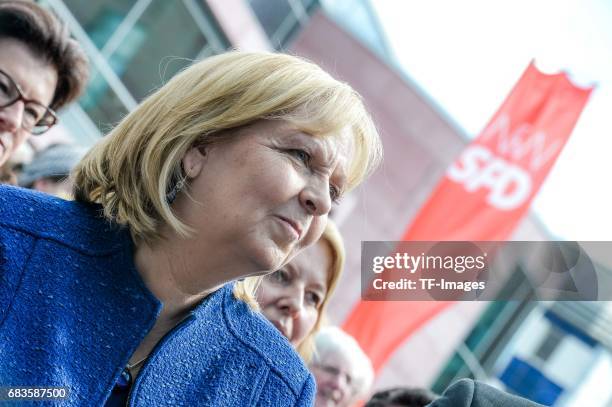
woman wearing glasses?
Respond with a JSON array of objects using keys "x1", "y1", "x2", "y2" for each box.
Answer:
[
  {"x1": 0, "y1": 50, "x2": 382, "y2": 406},
  {"x1": 0, "y1": 0, "x2": 88, "y2": 182}
]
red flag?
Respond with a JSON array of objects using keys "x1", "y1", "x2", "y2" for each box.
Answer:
[{"x1": 343, "y1": 62, "x2": 593, "y2": 374}]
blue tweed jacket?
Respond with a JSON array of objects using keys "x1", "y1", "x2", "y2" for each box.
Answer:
[{"x1": 0, "y1": 185, "x2": 315, "y2": 406}]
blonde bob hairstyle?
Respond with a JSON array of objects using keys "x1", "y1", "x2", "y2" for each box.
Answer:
[
  {"x1": 72, "y1": 51, "x2": 382, "y2": 245},
  {"x1": 236, "y1": 220, "x2": 345, "y2": 362}
]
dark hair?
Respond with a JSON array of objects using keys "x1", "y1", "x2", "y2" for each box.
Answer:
[
  {"x1": 365, "y1": 387, "x2": 438, "y2": 407},
  {"x1": 0, "y1": 0, "x2": 89, "y2": 110}
]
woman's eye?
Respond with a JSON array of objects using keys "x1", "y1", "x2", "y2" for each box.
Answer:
[
  {"x1": 287, "y1": 149, "x2": 311, "y2": 165},
  {"x1": 329, "y1": 184, "x2": 342, "y2": 204},
  {"x1": 24, "y1": 107, "x2": 40, "y2": 122},
  {"x1": 270, "y1": 269, "x2": 291, "y2": 285},
  {"x1": 305, "y1": 291, "x2": 322, "y2": 307}
]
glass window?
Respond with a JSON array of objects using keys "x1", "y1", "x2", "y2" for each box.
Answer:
[
  {"x1": 320, "y1": 0, "x2": 393, "y2": 59},
  {"x1": 55, "y1": 0, "x2": 229, "y2": 132},
  {"x1": 62, "y1": 0, "x2": 134, "y2": 47},
  {"x1": 112, "y1": 1, "x2": 209, "y2": 100},
  {"x1": 79, "y1": 66, "x2": 129, "y2": 131},
  {"x1": 248, "y1": 0, "x2": 294, "y2": 39},
  {"x1": 535, "y1": 326, "x2": 564, "y2": 362},
  {"x1": 248, "y1": 0, "x2": 319, "y2": 48}
]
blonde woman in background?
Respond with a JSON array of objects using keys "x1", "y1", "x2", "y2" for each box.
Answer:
[
  {"x1": 239, "y1": 219, "x2": 345, "y2": 362},
  {"x1": 0, "y1": 51, "x2": 382, "y2": 406}
]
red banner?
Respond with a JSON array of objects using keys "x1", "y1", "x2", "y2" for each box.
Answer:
[{"x1": 343, "y1": 62, "x2": 593, "y2": 374}]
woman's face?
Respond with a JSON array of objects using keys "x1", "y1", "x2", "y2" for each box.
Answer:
[
  {"x1": 173, "y1": 120, "x2": 352, "y2": 283},
  {"x1": 257, "y1": 240, "x2": 332, "y2": 347},
  {"x1": 0, "y1": 38, "x2": 57, "y2": 167}
]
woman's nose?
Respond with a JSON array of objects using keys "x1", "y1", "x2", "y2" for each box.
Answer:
[
  {"x1": 279, "y1": 291, "x2": 305, "y2": 317},
  {"x1": 328, "y1": 372, "x2": 350, "y2": 396},
  {"x1": 0, "y1": 102, "x2": 25, "y2": 133},
  {"x1": 299, "y1": 178, "x2": 332, "y2": 217}
]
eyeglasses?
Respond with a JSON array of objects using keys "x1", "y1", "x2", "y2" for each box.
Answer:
[{"x1": 0, "y1": 69, "x2": 57, "y2": 135}]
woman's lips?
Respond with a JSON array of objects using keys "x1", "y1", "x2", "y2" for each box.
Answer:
[{"x1": 276, "y1": 216, "x2": 302, "y2": 240}]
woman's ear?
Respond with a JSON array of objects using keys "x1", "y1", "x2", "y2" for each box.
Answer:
[{"x1": 181, "y1": 146, "x2": 206, "y2": 179}]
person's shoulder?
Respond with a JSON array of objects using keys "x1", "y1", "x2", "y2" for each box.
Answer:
[
  {"x1": 0, "y1": 184, "x2": 127, "y2": 255},
  {"x1": 430, "y1": 379, "x2": 545, "y2": 407},
  {"x1": 218, "y1": 284, "x2": 312, "y2": 396},
  {"x1": 0, "y1": 185, "x2": 77, "y2": 231}
]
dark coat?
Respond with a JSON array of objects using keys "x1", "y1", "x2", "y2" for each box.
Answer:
[{"x1": 429, "y1": 379, "x2": 545, "y2": 407}]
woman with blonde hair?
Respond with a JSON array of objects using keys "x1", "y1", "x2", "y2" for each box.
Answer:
[
  {"x1": 0, "y1": 51, "x2": 381, "y2": 406},
  {"x1": 241, "y1": 219, "x2": 345, "y2": 362}
]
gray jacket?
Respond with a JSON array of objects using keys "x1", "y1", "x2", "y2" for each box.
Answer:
[{"x1": 430, "y1": 379, "x2": 545, "y2": 407}]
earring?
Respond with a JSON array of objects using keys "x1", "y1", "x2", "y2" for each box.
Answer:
[{"x1": 166, "y1": 175, "x2": 186, "y2": 204}]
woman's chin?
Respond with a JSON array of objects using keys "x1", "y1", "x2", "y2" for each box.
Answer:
[{"x1": 249, "y1": 245, "x2": 290, "y2": 275}]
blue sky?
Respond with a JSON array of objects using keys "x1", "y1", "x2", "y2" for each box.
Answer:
[{"x1": 372, "y1": 0, "x2": 612, "y2": 240}]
